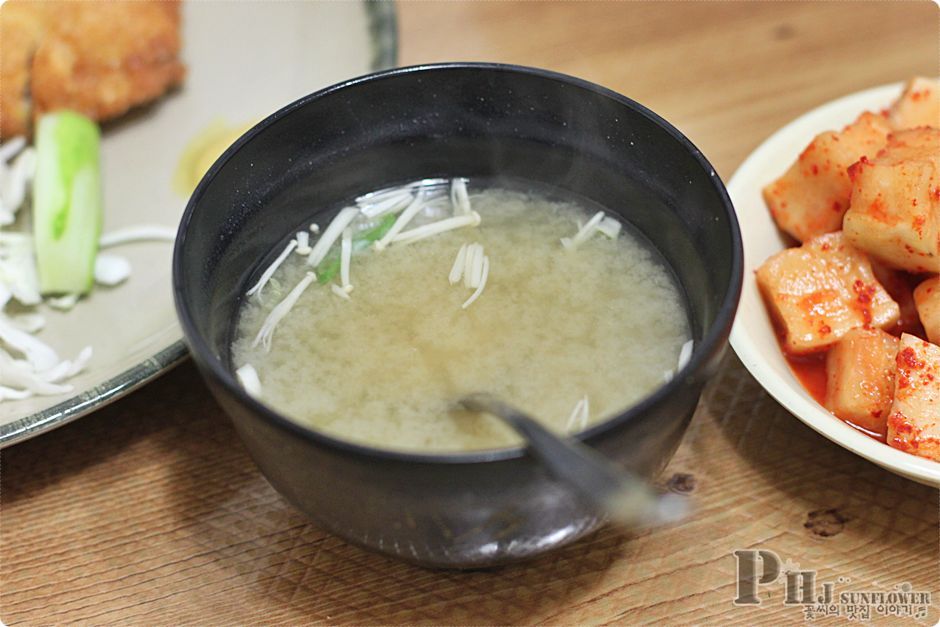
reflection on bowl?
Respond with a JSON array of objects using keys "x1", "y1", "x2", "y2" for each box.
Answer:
[{"x1": 173, "y1": 63, "x2": 742, "y2": 567}]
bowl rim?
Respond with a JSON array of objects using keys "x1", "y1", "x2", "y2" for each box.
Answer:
[
  {"x1": 727, "y1": 80, "x2": 940, "y2": 486},
  {"x1": 173, "y1": 61, "x2": 744, "y2": 465}
]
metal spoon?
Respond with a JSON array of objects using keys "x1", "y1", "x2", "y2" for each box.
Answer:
[{"x1": 458, "y1": 393, "x2": 689, "y2": 528}]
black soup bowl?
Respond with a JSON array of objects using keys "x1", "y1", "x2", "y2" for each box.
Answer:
[{"x1": 173, "y1": 63, "x2": 743, "y2": 569}]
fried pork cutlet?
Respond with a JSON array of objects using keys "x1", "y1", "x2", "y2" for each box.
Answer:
[
  {"x1": 0, "y1": 1, "x2": 51, "y2": 138},
  {"x1": 0, "y1": 1, "x2": 185, "y2": 138}
]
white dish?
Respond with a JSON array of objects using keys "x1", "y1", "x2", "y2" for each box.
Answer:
[
  {"x1": 728, "y1": 82, "x2": 940, "y2": 487},
  {"x1": 0, "y1": 1, "x2": 396, "y2": 446}
]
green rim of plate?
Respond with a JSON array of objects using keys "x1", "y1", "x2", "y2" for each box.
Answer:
[
  {"x1": 367, "y1": 1, "x2": 399, "y2": 72},
  {"x1": 0, "y1": 1, "x2": 399, "y2": 448}
]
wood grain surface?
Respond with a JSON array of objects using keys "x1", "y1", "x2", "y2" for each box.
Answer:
[{"x1": 2, "y1": 2, "x2": 938, "y2": 625}]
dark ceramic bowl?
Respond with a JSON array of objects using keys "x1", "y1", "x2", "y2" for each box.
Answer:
[{"x1": 173, "y1": 63, "x2": 742, "y2": 568}]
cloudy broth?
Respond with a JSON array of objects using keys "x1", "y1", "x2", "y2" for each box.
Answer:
[{"x1": 232, "y1": 181, "x2": 691, "y2": 452}]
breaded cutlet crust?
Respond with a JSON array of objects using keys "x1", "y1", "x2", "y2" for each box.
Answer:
[
  {"x1": 0, "y1": 0, "x2": 185, "y2": 138},
  {"x1": 0, "y1": 1, "x2": 53, "y2": 137}
]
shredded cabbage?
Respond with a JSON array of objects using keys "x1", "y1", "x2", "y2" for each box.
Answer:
[{"x1": 0, "y1": 133, "x2": 175, "y2": 403}]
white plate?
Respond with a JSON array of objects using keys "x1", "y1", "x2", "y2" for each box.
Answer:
[
  {"x1": 0, "y1": 1, "x2": 396, "y2": 446},
  {"x1": 728, "y1": 82, "x2": 940, "y2": 486}
]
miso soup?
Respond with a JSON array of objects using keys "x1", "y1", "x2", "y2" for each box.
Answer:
[{"x1": 232, "y1": 180, "x2": 691, "y2": 452}]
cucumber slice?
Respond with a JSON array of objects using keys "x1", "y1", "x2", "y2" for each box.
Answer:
[{"x1": 32, "y1": 111, "x2": 103, "y2": 295}]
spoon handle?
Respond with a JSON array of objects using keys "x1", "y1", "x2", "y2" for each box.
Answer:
[{"x1": 460, "y1": 393, "x2": 687, "y2": 527}]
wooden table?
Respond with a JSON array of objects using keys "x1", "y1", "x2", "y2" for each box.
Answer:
[{"x1": 2, "y1": 2, "x2": 938, "y2": 624}]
